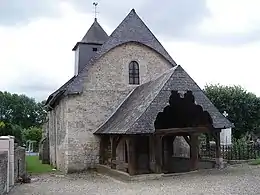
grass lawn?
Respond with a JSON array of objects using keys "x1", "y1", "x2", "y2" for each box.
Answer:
[
  {"x1": 26, "y1": 155, "x2": 57, "y2": 175},
  {"x1": 249, "y1": 158, "x2": 260, "y2": 165}
]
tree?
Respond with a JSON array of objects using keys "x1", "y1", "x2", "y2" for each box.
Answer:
[
  {"x1": 0, "y1": 121, "x2": 23, "y2": 144},
  {"x1": 23, "y1": 126, "x2": 42, "y2": 144},
  {"x1": 204, "y1": 84, "x2": 260, "y2": 138},
  {"x1": 0, "y1": 91, "x2": 47, "y2": 129}
]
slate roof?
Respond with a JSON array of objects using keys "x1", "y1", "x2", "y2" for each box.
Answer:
[
  {"x1": 94, "y1": 65, "x2": 233, "y2": 135},
  {"x1": 45, "y1": 76, "x2": 76, "y2": 107},
  {"x1": 46, "y1": 9, "x2": 178, "y2": 106},
  {"x1": 65, "y1": 9, "x2": 177, "y2": 95},
  {"x1": 72, "y1": 19, "x2": 109, "y2": 50}
]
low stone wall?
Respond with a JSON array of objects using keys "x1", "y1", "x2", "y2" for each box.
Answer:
[
  {"x1": 0, "y1": 151, "x2": 8, "y2": 195},
  {"x1": 14, "y1": 146, "x2": 26, "y2": 181},
  {"x1": 0, "y1": 137, "x2": 26, "y2": 195}
]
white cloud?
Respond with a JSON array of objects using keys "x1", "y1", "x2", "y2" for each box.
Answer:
[
  {"x1": 163, "y1": 40, "x2": 260, "y2": 96},
  {"x1": 0, "y1": 1, "x2": 259, "y2": 102},
  {"x1": 199, "y1": 0, "x2": 260, "y2": 35},
  {"x1": 0, "y1": 2, "x2": 112, "y2": 101}
]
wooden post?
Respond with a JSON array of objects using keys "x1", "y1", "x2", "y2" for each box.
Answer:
[
  {"x1": 99, "y1": 136, "x2": 105, "y2": 164},
  {"x1": 110, "y1": 136, "x2": 116, "y2": 169},
  {"x1": 190, "y1": 133, "x2": 199, "y2": 171},
  {"x1": 165, "y1": 136, "x2": 173, "y2": 172},
  {"x1": 205, "y1": 133, "x2": 210, "y2": 156},
  {"x1": 214, "y1": 131, "x2": 223, "y2": 168},
  {"x1": 155, "y1": 135, "x2": 163, "y2": 173},
  {"x1": 110, "y1": 136, "x2": 121, "y2": 169},
  {"x1": 126, "y1": 137, "x2": 136, "y2": 175},
  {"x1": 149, "y1": 136, "x2": 156, "y2": 172}
]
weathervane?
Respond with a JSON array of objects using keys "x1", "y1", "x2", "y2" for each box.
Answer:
[
  {"x1": 223, "y1": 111, "x2": 228, "y2": 117},
  {"x1": 93, "y1": 2, "x2": 98, "y2": 19}
]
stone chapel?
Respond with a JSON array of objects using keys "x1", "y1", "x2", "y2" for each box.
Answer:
[{"x1": 43, "y1": 9, "x2": 232, "y2": 174}]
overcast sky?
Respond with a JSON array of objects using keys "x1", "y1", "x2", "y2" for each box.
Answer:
[{"x1": 0, "y1": 0, "x2": 260, "y2": 101}]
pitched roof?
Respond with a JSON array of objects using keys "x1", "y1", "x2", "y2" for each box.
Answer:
[
  {"x1": 46, "y1": 9, "x2": 177, "y2": 107},
  {"x1": 94, "y1": 65, "x2": 233, "y2": 135},
  {"x1": 45, "y1": 76, "x2": 76, "y2": 107},
  {"x1": 94, "y1": 9, "x2": 176, "y2": 65},
  {"x1": 72, "y1": 18, "x2": 109, "y2": 50},
  {"x1": 66, "y1": 9, "x2": 177, "y2": 95}
]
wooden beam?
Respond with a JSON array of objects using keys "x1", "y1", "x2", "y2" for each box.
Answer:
[
  {"x1": 190, "y1": 133, "x2": 199, "y2": 171},
  {"x1": 155, "y1": 126, "x2": 210, "y2": 135}
]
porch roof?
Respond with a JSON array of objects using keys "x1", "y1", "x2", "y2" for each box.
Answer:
[{"x1": 94, "y1": 65, "x2": 233, "y2": 135}]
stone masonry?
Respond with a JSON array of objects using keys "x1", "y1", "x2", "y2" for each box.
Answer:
[
  {"x1": 47, "y1": 42, "x2": 173, "y2": 173},
  {"x1": 14, "y1": 146, "x2": 26, "y2": 181},
  {"x1": 0, "y1": 136, "x2": 26, "y2": 194},
  {"x1": 0, "y1": 151, "x2": 8, "y2": 195}
]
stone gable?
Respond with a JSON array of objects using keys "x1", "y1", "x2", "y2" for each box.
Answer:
[{"x1": 83, "y1": 42, "x2": 173, "y2": 91}]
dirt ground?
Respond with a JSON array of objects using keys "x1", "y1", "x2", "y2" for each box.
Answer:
[{"x1": 9, "y1": 164, "x2": 260, "y2": 195}]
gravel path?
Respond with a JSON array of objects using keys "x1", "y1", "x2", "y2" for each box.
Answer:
[{"x1": 9, "y1": 164, "x2": 260, "y2": 195}]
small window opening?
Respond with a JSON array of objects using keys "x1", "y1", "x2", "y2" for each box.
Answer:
[
  {"x1": 129, "y1": 61, "x2": 140, "y2": 85},
  {"x1": 93, "y1": 48, "x2": 97, "y2": 51}
]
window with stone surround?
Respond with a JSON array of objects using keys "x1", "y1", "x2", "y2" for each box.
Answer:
[{"x1": 129, "y1": 61, "x2": 140, "y2": 85}]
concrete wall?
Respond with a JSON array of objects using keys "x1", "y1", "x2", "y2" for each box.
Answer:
[
  {"x1": 0, "y1": 151, "x2": 8, "y2": 195},
  {"x1": 65, "y1": 42, "x2": 172, "y2": 173}
]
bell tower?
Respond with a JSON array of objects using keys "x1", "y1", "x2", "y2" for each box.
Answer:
[{"x1": 72, "y1": 2, "x2": 108, "y2": 75}]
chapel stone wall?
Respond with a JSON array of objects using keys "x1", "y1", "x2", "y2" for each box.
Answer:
[
  {"x1": 65, "y1": 42, "x2": 173, "y2": 172},
  {"x1": 48, "y1": 98, "x2": 68, "y2": 173}
]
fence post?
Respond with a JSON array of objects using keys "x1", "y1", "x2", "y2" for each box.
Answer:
[
  {"x1": 247, "y1": 144, "x2": 249, "y2": 160},
  {"x1": 229, "y1": 146, "x2": 233, "y2": 160}
]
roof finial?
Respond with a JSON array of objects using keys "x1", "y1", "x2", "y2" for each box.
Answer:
[{"x1": 93, "y1": 2, "x2": 98, "y2": 21}]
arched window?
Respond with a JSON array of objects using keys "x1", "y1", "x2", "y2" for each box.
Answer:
[{"x1": 129, "y1": 61, "x2": 140, "y2": 85}]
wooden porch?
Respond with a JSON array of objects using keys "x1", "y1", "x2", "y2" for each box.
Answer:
[{"x1": 98, "y1": 127, "x2": 222, "y2": 176}]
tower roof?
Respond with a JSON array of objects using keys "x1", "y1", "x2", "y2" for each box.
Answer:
[{"x1": 73, "y1": 18, "x2": 108, "y2": 50}]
